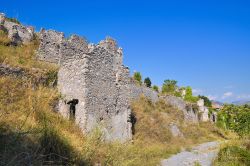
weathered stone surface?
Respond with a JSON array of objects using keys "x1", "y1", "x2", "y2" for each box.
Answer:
[
  {"x1": 128, "y1": 82, "x2": 159, "y2": 103},
  {"x1": 169, "y1": 123, "x2": 184, "y2": 138},
  {"x1": 0, "y1": 63, "x2": 26, "y2": 78},
  {"x1": 197, "y1": 99, "x2": 209, "y2": 122},
  {"x1": 0, "y1": 13, "x2": 34, "y2": 45},
  {"x1": 37, "y1": 29, "x2": 64, "y2": 63},
  {"x1": 37, "y1": 28, "x2": 213, "y2": 141},
  {"x1": 161, "y1": 95, "x2": 199, "y2": 123},
  {"x1": 210, "y1": 112, "x2": 217, "y2": 123},
  {"x1": 56, "y1": 36, "x2": 133, "y2": 142}
]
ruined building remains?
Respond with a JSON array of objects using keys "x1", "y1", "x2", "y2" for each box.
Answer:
[
  {"x1": 0, "y1": 13, "x2": 34, "y2": 45},
  {"x1": 37, "y1": 30, "x2": 158, "y2": 142},
  {"x1": 1, "y1": 12, "x2": 211, "y2": 141}
]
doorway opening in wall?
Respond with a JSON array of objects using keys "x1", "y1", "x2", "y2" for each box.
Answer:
[{"x1": 67, "y1": 99, "x2": 79, "y2": 121}]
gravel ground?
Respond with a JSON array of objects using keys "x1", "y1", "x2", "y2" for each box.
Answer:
[{"x1": 161, "y1": 141, "x2": 219, "y2": 166}]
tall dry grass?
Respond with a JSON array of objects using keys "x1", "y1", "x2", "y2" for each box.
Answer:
[
  {"x1": 0, "y1": 31, "x2": 58, "y2": 72},
  {"x1": 0, "y1": 33, "x2": 230, "y2": 165}
]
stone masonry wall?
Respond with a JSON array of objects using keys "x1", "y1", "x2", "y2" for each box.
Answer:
[
  {"x1": 37, "y1": 28, "x2": 210, "y2": 141},
  {"x1": 38, "y1": 30, "x2": 133, "y2": 142},
  {"x1": 37, "y1": 30, "x2": 64, "y2": 64}
]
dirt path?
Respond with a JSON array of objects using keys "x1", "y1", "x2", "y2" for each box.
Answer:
[{"x1": 161, "y1": 141, "x2": 220, "y2": 166}]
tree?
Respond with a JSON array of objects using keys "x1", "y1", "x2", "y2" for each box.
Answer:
[
  {"x1": 152, "y1": 85, "x2": 159, "y2": 92},
  {"x1": 162, "y1": 79, "x2": 178, "y2": 94},
  {"x1": 133, "y1": 72, "x2": 142, "y2": 85},
  {"x1": 184, "y1": 86, "x2": 199, "y2": 103},
  {"x1": 198, "y1": 95, "x2": 212, "y2": 107},
  {"x1": 144, "y1": 77, "x2": 152, "y2": 87}
]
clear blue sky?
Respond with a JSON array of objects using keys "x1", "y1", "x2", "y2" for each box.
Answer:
[{"x1": 2, "y1": 0, "x2": 250, "y2": 103}]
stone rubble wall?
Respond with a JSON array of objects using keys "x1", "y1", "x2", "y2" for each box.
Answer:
[
  {"x1": 0, "y1": 13, "x2": 34, "y2": 45},
  {"x1": 38, "y1": 30, "x2": 133, "y2": 142},
  {"x1": 37, "y1": 30, "x2": 64, "y2": 64}
]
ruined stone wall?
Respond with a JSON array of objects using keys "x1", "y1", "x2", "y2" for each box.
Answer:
[
  {"x1": 161, "y1": 95, "x2": 199, "y2": 123},
  {"x1": 82, "y1": 40, "x2": 132, "y2": 141},
  {"x1": 57, "y1": 35, "x2": 89, "y2": 131},
  {"x1": 37, "y1": 28, "x2": 212, "y2": 141},
  {"x1": 0, "y1": 13, "x2": 34, "y2": 45},
  {"x1": 37, "y1": 30, "x2": 64, "y2": 64},
  {"x1": 38, "y1": 31, "x2": 133, "y2": 141},
  {"x1": 128, "y1": 82, "x2": 159, "y2": 103}
]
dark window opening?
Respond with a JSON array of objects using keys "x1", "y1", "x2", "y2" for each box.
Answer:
[{"x1": 67, "y1": 99, "x2": 79, "y2": 121}]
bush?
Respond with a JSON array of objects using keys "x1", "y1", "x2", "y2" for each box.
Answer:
[
  {"x1": 198, "y1": 95, "x2": 212, "y2": 107},
  {"x1": 184, "y1": 86, "x2": 199, "y2": 103},
  {"x1": 144, "y1": 77, "x2": 152, "y2": 87},
  {"x1": 217, "y1": 104, "x2": 250, "y2": 136},
  {"x1": 162, "y1": 79, "x2": 177, "y2": 95},
  {"x1": 133, "y1": 72, "x2": 142, "y2": 85},
  {"x1": 152, "y1": 85, "x2": 159, "y2": 92}
]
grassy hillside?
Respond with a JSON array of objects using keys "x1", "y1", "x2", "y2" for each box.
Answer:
[
  {"x1": 214, "y1": 138, "x2": 250, "y2": 166},
  {"x1": 0, "y1": 31, "x2": 228, "y2": 165}
]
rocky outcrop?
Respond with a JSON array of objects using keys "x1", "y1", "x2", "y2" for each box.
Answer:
[
  {"x1": 197, "y1": 99, "x2": 209, "y2": 122},
  {"x1": 169, "y1": 123, "x2": 184, "y2": 138},
  {"x1": 0, "y1": 13, "x2": 34, "y2": 45},
  {"x1": 161, "y1": 95, "x2": 199, "y2": 123},
  {"x1": 128, "y1": 82, "x2": 159, "y2": 103}
]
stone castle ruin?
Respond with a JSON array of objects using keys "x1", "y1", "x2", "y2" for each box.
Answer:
[
  {"x1": 0, "y1": 12, "x2": 212, "y2": 142},
  {"x1": 37, "y1": 30, "x2": 159, "y2": 142}
]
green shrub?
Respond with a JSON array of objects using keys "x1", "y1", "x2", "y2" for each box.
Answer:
[
  {"x1": 184, "y1": 86, "x2": 199, "y2": 103},
  {"x1": 152, "y1": 85, "x2": 159, "y2": 92},
  {"x1": 144, "y1": 77, "x2": 152, "y2": 87},
  {"x1": 162, "y1": 79, "x2": 177, "y2": 95},
  {"x1": 133, "y1": 72, "x2": 142, "y2": 85},
  {"x1": 217, "y1": 104, "x2": 250, "y2": 136}
]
